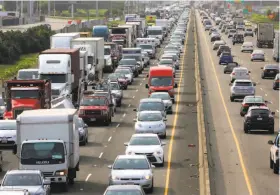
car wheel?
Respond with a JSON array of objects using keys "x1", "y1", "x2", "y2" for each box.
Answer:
[
  {"x1": 273, "y1": 86, "x2": 277, "y2": 90},
  {"x1": 269, "y1": 126, "x2": 274, "y2": 134},
  {"x1": 80, "y1": 139, "x2": 86, "y2": 146},
  {"x1": 147, "y1": 179, "x2": 154, "y2": 193},
  {"x1": 240, "y1": 112, "x2": 244, "y2": 117},
  {"x1": 230, "y1": 96, "x2": 234, "y2": 102},
  {"x1": 273, "y1": 162, "x2": 279, "y2": 174},
  {"x1": 250, "y1": 59, "x2": 253, "y2": 61},
  {"x1": 270, "y1": 155, "x2": 274, "y2": 169},
  {"x1": 224, "y1": 70, "x2": 227, "y2": 74},
  {"x1": 62, "y1": 182, "x2": 68, "y2": 192},
  {"x1": 243, "y1": 124, "x2": 249, "y2": 134},
  {"x1": 261, "y1": 75, "x2": 265, "y2": 79},
  {"x1": 104, "y1": 117, "x2": 110, "y2": 126}
]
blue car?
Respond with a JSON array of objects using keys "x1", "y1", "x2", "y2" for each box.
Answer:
[{"x1": 219, "y1": 52, "x2": 233, "y2": 65}]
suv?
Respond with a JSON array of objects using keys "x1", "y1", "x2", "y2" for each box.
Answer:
[
  {"x1": 219, "y1": 52, "x2": 233, "y2": 65},
  {"x1": 232, "y1": 34, "x2": 244, "y2": 45},
  {"x1": 243, "y1": 106, "x2": 275, "y2": 134},
  {"x1": 229, "y1": 79, "x2": 256, "y2": 102},
  {"x1": 268, "y1": 133, "x2": 280, "y2": 174}
]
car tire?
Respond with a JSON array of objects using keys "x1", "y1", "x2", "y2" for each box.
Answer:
[
  {"x1": 270, "y1": 155, "x2": 274, "y2": 169},
  {"x1": 251, "y1": 59, "x2": 253, "y2": 61},
  {"x1": 147, "y1": 180, "x2": 154, "y2": 193},
  {"x1": 240, "y1": 112, "x2": 244, "y2": 117},
  {"x1": 62, "y1": 182, "x2": 68, "y2": 192},
  {"x1": 244, "y1": 124, "x2": 249, "y2": 134},
  {"x1": 230, "y1": 96, "x2": 234, "y2": 102},
  {"x1": 104, "y1": 117, "x2": 110, "y2": 126},
  {"x1": 172, "y1": 99, "x2": 175, "y2": 104},
  {"x1": 273, "y1": 162, "x2": 278, "y2": 174},
  {"x1": 269, "y1": 126, "x2": 274, "y2": 134},
  {"x1": 273, "y1": 86, "x2": 277, "y2": 90},
  {"x1": 80, "y1": 139, "x2": 86, "y2": 146},
  {"x1": 261, "y1": 75, "x2": 265, "y2": 79},
  {"x1": 224, "y1": 70, "x2": 227, "y2": 74}
]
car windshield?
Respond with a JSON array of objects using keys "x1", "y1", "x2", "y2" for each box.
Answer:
[
  {"x1": 119, "y1": 59, "x2": 137, "y2": 65},
  {"x1": 139, "y1": 44, "x2": 152, "y2": 49},
  {"x1": 108, "y1": 74, "x2": 120, "y2": 80},
  {"x1": 251, "y1": 109, "x2": 269, "y2": 116},
  {"x1": 138, "y1": 112, "x2": 163, "y2": 121},
  {"x1": 113, "y1": 158, "x2": 150, "y2": 170},
  {"x1": 40, "y1": 74, "x2": 66, "y2": 83},
  {"x1": 150, "y1": 77, "x2": 172, "y2": 86},
  {"x1": 150, "y1": 93, "x2": 170, "y2": 100},
  {"x1": 147, "y1": 30, "x2": 162, "y2": 35},
  {"x1": 245, "y1": 97, "x2": 264, "y2": 103},
  {"x1": 104, "y1": 47, "x2": 111, "y2": 55},
  {"x1": 123, "y1": 55, "x2": 141, "y2": 61},
  {"x1": 246, "y1": 29, "x2": 252, "y2": 31},
  {"x1": 139, "y1": 102, "x2": 164, "y2": 111},
  {"x1": 115, "y1": 69, "x2": 131, "y2": 74},
  {"x1": 243, "y1": 42, "x2": 253, "y2": 46},
  {"x1": 80, "y1": 98, "x2": 106, "y2": 106},
  {"x1": 159, "y1": 60, "x2": 173, "y2": 64},
  {"x1": 18, "y1": 71, "x2": 38, "y2": 80},
  {"x1": 230, "y1": 30, "x2": 236, "y2": 33},
  {"x1": 130, "y1": 136, "x2": 160, "y2": 145},
  {"x1": 3, "y1": 174, "x2": 42, "y2": 186},
  {"x1": 235, "y1": 82, "x2": 252, "y2": 86},
  {"x1": 110, "y1": 83, "x2": 120, "y2": 90},
  {"x1": 11, "y1": 89, "x2": 39, "y2": 99},
  {"x1": 105, "y1": 190, "x2": 142, "y2": 195},
  {"x1": 0, "y1": 122, "x2": 16, "y2": 130}
]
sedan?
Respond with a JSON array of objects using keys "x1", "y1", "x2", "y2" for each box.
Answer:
[
  {"x1": 161, "y1": 53, "x2": 180, "y2": 70},
  {"x1": 103, "y1": 185, "x2": 146, "y2": 195},
  {"x1": 134, "y1": 111, "x2": 167, "y2": 138},
  {"x1": 228, "y1": 29, "x2": 237, "y2": 38},
  {"x1": 0, "y1": 120, "x2": 16, "y2": 150},
  {"x1": 251, "y1": 50, "x2": 265, "y2": 61},
  {"x1": 219, "y1": 52, "x2": 233, "y2": 65},
  {"x1": 229, "y1": 79, "x2": 256, "y2": 102},
  {"x1": 108, "y1": 155, "x2": 155, "y2": 193},
  {"x1": 241, "y1": 42, "x2": 254, "y2": 53},
  {"x1": 149, "y1": 92, "x2": 173, "y2": 113},
  {"x1": 223, "y1": 62, "x2": 239, "y2": 74},
  {"x1": 217, "y1": 45, "x2": 231, "y2": 56},
  {"x1": 115, "y1": 68, "x2": 134, "y2": 84},
  {"x1": 204, "y1": 24, "x2": 212, "y2": 30},
  {"x1": 273, "y1": 74, "x2": 279, "y2": 90},
  {"x1": 239, "y1": 96, "x2": 267, "y2": 116},
  {"x1": 124, "y1": 134, "x2": 166, "y2": 166},
  {"x1": 244, "y1": 28, "x2": 254, "y2": 37},
  {"x1": 210, "y1": 32, "x2": 221, "y2": 42},
  {"x1": 261, "y1": 64, "x2": 279, "y2": 79}
]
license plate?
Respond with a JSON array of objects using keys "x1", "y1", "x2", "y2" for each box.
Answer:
[
  {"x1": 257, "y1": 118, "x2": 262, "y2": 120},
  {"x1": 90, "y1": 118, "x2": 96, "y2": 121}
]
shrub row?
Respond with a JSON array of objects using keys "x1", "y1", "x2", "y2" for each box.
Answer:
[
  {"x1": 60, "y1": 9, "x2": 108, "y2": 18},
  {"x1": 0, "y1": 25, "x2": 54, "y2": 64}
]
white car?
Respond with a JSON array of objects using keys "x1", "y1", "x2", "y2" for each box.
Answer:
[
  {"x1": 124, "y1": 134, "x2": 166, "y2": 166},
  {"x1": 134, "y1": 111, "x2": 167, "y2": 138},
  {"x1": 149, "y1": 92, "x2": 173, "y2": 114},
  {"x1": 241, "y1": 42, "x2": 254, "y2": 53},
  {"x1": 230, "y1": 67, "x2": 250, "y2": 83},
  {"x1": 213, "y1": 40, "x2": 226, "y2": 50},
  {"x1": 268, "y1": 132, "x2": 279, "y2": 174},
  {"x1": 0, "y1": 120, "x2": 17, "y2": 150}
]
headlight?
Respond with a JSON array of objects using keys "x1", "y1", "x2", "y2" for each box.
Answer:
[
  {"x1": 155, "y1": 150, "x2": 162, "y2": 155},
  {"x1": 102, "y1": 110, "x2": 108, "y2": 115},
  {"x1": 144, "y1": 175, "x2": 151, "y2": 180},
  {"x1": 55, "y1": 170, "x2": 67, "y2": 176},
  {"x1": 79, "y1": 109, "x2": 85, "y2": 115},
  {"x1": 112, "y1": 176, "x2": 120, "y2": 180}
]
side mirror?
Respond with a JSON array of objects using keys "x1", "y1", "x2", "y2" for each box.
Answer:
[
  {"x1": 174, "y1": 83, "x2": 178, "y2": 88},
  {"x1": 133, "y1": 118, "x2": 137, "y2": 122},
  {"x1": 146, "y1": 74, "x2": 149, "y2": 78},
  {"x1": 108, "y1": 165, "x2": 112, "y2": 169},
  {"x1": 133, "y1": 108, "x2": 137, "y2": 112},
  {"x1": 253, "y1": 82, "x2": 256, "y2": 86},
  {"x1": 271, "y1": 112, "x2": 275, "y2": 115},
  {"x1": 151, "y1": 165, "x2": 156, "y2": 169},
  {"x1": 248, "y1": 71, "x2": 251, "y2": 73},
  {"x1": 261, "y1": 67, "x2": 263, "y2": 69},
  {"x1": 145, "y1": 84, "x2": 149, "y2": 88},
  {"x1": 161, "y1": 142, "x2": 166, "y2": 146},
  {"x1": 268, "y1": 140, "x2": 274, "y2": 145},
  {"x1": 229, "y1": 83, "x2": 232, "y2": 86},
  {"x1": 124, "y1": 142, "x2": 128, "y2": 146},
  {"x1": 74, "y1": 103, "x2": 79, "y2": 108},
  {"x1": 43, "y1": 179, "x2": 51, "y2": 185},
  {"x1": 12, "y1": 145, "x2": 17, "y2": 155},
  {"x1": 84, "y1": 124, "x2": 88, "y2": 128},
  {"x1": 163, "y1": 118, "x2": 167, "y2": 121}
]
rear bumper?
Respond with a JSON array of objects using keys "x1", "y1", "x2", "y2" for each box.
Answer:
[{"x1": 245, "y1": 122, "x2": 274, "y2": 130}]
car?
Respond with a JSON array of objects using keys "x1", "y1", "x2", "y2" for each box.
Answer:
[
  {"x1": 0, "y1": 120, "x2": 16, "y2": 150},
  {"x1": 142, "y1": 51, "x2": 150, "y2": 67},
  {"x1": 241, "y1": 42, "x2": 254, "y2": 53},
  {"x1": 0, "y1": 96, "x2": 5, "y2": 120},
  {"x1": 230, "y1": 67, "x2": 251, "y2": 82},
  {"x1": 219, "y1": 52, "x2": 233, "y2": 65},
  {"x1": 124, "y1": 134, "x2": 166, "y2": 166},
  {"x1": 225, "y1": 25, "x2": 234, "y2": 35},
  {"x1": 108, "y1": 73, "x2": 128, "y2": 90},
  {"x1": 103, "y1": 185, "x2": 146, "y2": 195},
  {"x1": 74, "y1": 116, "x2": 88, "y2": 146},
  {"x1": 244, "y1": 28, "x2": 254, "y2": 37},
  {"x1": 245, "y1": 20, "x2": 252, "y2": 26},
  {"x1": 221, "y1": 24, "x2": 228, "y2": 33},
  {"x1": 243, "y1": 106, "x2": 275, "y2": 134},
  {"x1": 119, "y1": 59, "x2": 139, "y2": 77},
  {"x1": 228, "y1": 29, "x2": 237, "y2": 38},
  {"x1": 108, "y1": 155, "x2": 155, "y2": 193},
  {"x1": 109, "y1": 81, "x2": 123, "y2": 107},
  {"x1": 115, "y1": 68, "x2": 134, "y2": 84},
  {"x1": 223, "y1": 62, "x2": 239, "y2": 74},
  {"x1": 217, "y1": 45, "x2": 231, "y2": 56},
  {"x1": 134, "y1": 98, "x2": 166, "y2": 118},
  {"x1": 204, "y1": 24, "x2": 212, "y2": 30},
  {"x1": 161, "y1": 53, "x2": 180, "y2": 70},
  {"x1": 229, "y1": 79, "x2": 256, "y2": 102},
  {"x1": 133, "y1": 111, "x2": 167, "y2": 138},
  {"x1": 273, "y1": 74, "x2": 279, "y2": 90},
  {"x1": 149, "y1": 92, "x2": 173, "y2": 113},
  {"x1": 232, "y1": 33, "x2": 244, "y2": 45},
  {"x1": 213, "y1": 40, "x2": 226, "y2": 50},
  {"x1": 261, "y1": 64, "x2": 279, "y2": 79},
  {"x1": 158, "y1": 59, "x2": 176, "y2": 77},
  {"x1": 239, "y1": 96, "x2": 267, "y2": 116},
  {"x1": 210, "y1": 32, "x2": 221, "y2": 42},
  {"x1": 268, "y1": 133, "x2": 280, "y2": 174},
  {"x1": 209, "y1": 28, "x2": 218, "y2": 35},
  {"x1": 0, "y1": 170, "x2": 51, "y2": 195},
  {"x1": 251, "y1": 50, "x2": 265, "y2": 61},
  {"x1": 169, "y1": 42, "x2": 184, "y2": 53}
]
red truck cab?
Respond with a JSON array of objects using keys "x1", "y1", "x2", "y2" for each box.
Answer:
[
  {"x1": 146, "y1": 66, "x2": 177, "y2": 103},
  {"x1": 2, "y1": 79, "x2": 51, "y2": 119}
]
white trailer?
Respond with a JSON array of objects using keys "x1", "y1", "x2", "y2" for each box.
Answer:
[
  {"x1": 51, "y1": 33, "x2": 80, "y2": 49},
  {"x1": 16, "y1": 109, "x2": 80, "y2": 192}
]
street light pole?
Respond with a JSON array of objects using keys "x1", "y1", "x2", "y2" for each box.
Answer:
[{"x1": 96, "y1": 0, "x2": 99, "y2": 18}]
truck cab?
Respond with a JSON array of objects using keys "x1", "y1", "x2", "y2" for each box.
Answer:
[
  {"x1": 147, "y1": 26, "x2": 163, "y2": 45},
  {"x1": 105, "y1": 42, "x2": 120, "y2": 66},
  {"x1": 146, "y1": 66, "x2": 178, "y2": 103},
  {"x1": 2, "y1": 80, "x2": 51, "y2": 119},
  {"x1": 92, "y1": 25, "x2": 109, "y2": 41},
  {"x1": 104, "y1": 46, "x2": 114, "y2": 73}
]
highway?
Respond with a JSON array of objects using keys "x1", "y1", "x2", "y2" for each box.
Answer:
[
  {"x1": 195, "y1": 10, "x2": 279, "y2": 195},
  {"x1": 0, "y1": 11, "x2": 201, "y2": 195}
]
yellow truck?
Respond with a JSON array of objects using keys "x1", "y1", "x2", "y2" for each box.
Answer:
[
  {"x1": 79, "y1": 32, "x2": 91, "y2": 37},
  {"x1": 145, "y1": 15, "x2": 156, "y2": 26}
]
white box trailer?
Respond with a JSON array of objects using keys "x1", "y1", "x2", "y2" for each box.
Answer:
[
  {"x1": 16, "y1": 109, "x2": 80, "y2": 191},
  {"x1": 71, "y1": 37, "x2": 104, "y2": 80},
  {"x1": 51, "y1": 33, "x2": 80, "y2": 49}
]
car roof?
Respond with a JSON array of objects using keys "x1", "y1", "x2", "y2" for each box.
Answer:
[
  {"x1": 117, "y1": 155, "x2": 147, "y2": 159},
  {"x1": 140, "y1": 98, "x2": 163, "y2": 103},
  {"x1": 138, "y1": 110, "x2": 162, "y2": 114},
  {"x1": 106, "y1": 185, "x2": 142, "y2": 190},
  {"x1": 150, "y1": 92, "x2": 169, "y2": 95},
  {"x1": 7, "y1": 169, "x2": 41, "y2": 175},
  {"x1": 243, "y1": 42, "x2": 253, "y2": 45},
  {"x1": 264, "y1": 64, "x2": 279, "y2": 69},
  {"x1": 233, "y1": 67, "x2": 248, "y2": 71}
]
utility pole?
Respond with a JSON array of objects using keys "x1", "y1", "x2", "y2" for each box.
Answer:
[
  {"x1": 71, "y1": 3, "x2": 74, "y2": 18},
  {"x1": 110, "y1": 0, "x2": 112, "y2": 18},
  {"x1": 96, "y1": 0, "x2": 99, "y2": 18},
  {"x1": 53, "y1": 1, "x2": 56, "y2": 17},
  {"x1": 48, "y1": 0, "x2": 51, "y2": 16},
  {"x1": 20, "y1": 0, "x2": 23, "y2": 18}
]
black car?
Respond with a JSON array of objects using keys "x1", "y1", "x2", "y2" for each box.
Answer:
[
  {"x1": 273, "y1": 74, "x2": 279, "y2": 90},
  {"x1": 261, "y1": 64, "x2": 279, "y2": 79},
  {"x1": 243, "y1": 106, "x2": 275, "y2": 134},
  {"x1": 232, "y1": 34, "x2": 244, "y2": 45},
  {"x1": 217, "y1": 45, "x2": 231, "y2": 56}
]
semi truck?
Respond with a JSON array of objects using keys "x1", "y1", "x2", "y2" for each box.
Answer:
[
  {"x1": 257, "y1": 23, "x2": 274, "y2": 48},
  {"x1": 155, "y1": 19, "x2": 169, "y2": 37},
  {"x1": 126, "y1": 18, "x2": 146, "y2": 37},
  {"x1": 109, "y1": 27, "x2": 132, "y2": 48},
  {"x1": 92, "y1": 25, "x2": 109, "y2": 41},
  {"x1": 2, "y1": 79, "x2": 51, "y2": 120},
  {"x1": 50, "y1": 33, "x2": 80, "y2": 49},
  {"x1": 39, "y1": 48, "x2": 80, "y2": 103},
  {"x1": 15, "y1": 109, "x2": 80, "y2": 192},
  {"x1": 71, "y1": 37, "x2": 105, "y2": 83},
  {"x1": 118, "y1": 24, "x2": 136, "y2": 46}
]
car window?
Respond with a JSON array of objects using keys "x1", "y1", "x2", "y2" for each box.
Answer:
[
  {"x1": 150, "y1": 93, "x2": 170, "y2": 100},
  {"x1": 251, "y1": 109, "x2": 269, "y2": 116},
  {"x1": 245, "y1": 97, "x2": 264, "y2": 103},
  {"x1": 3, "y1": 174, "x2": 42, "y2": 186},
  {"x1": 138, "y1": 112, "x2": 163, "y2": 121},
  {"x1": 235, "y1": 82, "x2": 252, "y2": 86},
  {"x1": 139, "y1": 102, "x2": 164, "y2": 111},
  {"x1": 130, "y1": 136, "x2": 160, "y2": 145},
  {"x1": 0, "y1": 122, "x2": 16, "y2": 130},
  {"x1": 110, "y1": 83, "x2": 120, "y2": 90},
  {"x1": 80, "y1": 98, "x2": 106, "y2": 106},
  {"x1": 113, "y1": 159, "x2": 150, "y2": 170}
]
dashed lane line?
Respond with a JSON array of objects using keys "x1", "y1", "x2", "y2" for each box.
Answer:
[
  {"x1": 99, "y1": 152, "x2": 103, "y2": 158},
  {"x1": 108, "y1": 136, "x2": 112, "y2": 142},
  {"x1": 85, "y1": 174, "x2": 92, "y2": 182}
]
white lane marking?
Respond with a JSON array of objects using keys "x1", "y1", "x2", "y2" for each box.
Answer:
[
  {"x1": 136, "y1": 89, "x2": 138, "y2": 92},
  {"x1": 265, "y1": 94, "x2": 268, "y2": 96},
  {"x1": 116, "y1": 124, "x2": 120, "y2": 128},
  {"x1": 123, "y1": 113, "x2": 126, "y2": 117},
  {"x1": 260, "y1": 88, "x2": 263, "y2": 90},
  {"x1": 143, "y1": 78, "x2": 146, "y2": 80},
  {"x1": 128, "y1": 104, "x2": 131, "y2": 107},
  {"x1": 133, "y1": 96, "x2": 135, "y2": 99},
  {"x1": 277, "y1": 110, "x2": 279, "y2": 113},
  {"x1": 108, "y1": 136, "x2": 112, "y2": 142},
  {"x1": 140, "y1": 83, "x2": 142, "y2": 86},
  {"x1": 85, "y1": 174, "x2": 92, "y2": 182},
  {"x1": 99, "y1": 152, "x2": 103, "y2": 158}
]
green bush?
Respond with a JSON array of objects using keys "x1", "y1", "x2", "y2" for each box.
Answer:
[{"x1": 0, "y1": 25, "x2": 54, "y2": 64}]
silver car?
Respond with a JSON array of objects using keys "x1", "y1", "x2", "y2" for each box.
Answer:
[
  {"x1": 108, "y1": 155, "x2": 155, "y2": 193},
  {"x1": 251, "y1": 50, "x2": 265, "y2": 61},
  {"x1": 149, "y1": 92, "x2": 173, "y2": 114},
  {"x1": 134, "y1": 111, "x2": 167, "y2": 138},
  {"x1": 1, "y1": 170, "x2": 51, "y2": 195},
  {"x1": 125, "y1": 134, "x2": 166, "y2": 166},
  {"x1": 115, "y1": 68, "x2": 133, "y2": 84},
  {"x1": 103, "y1": 185, "x2": 146, "y2": 195},
  {"x1": 229, "y1": 79, "x2": 256, "y2": 102},
  {"x1": 134, "y1": 98, "x2": 166, "y2": 118},
  {"x1": 0, "y1": 120, "x2": 16, "y2": 150},
  {"x1": 110, "y1": 81, "x2": 123, "y2": 107}
]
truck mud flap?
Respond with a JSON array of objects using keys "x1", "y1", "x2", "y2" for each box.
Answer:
[{"x1": 68, "y1": 168, "x2": 77, "y2": 179}]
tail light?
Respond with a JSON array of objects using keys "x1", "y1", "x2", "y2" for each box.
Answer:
[
  {"x1": 242, "y1": 104, "x2": 249, "y2": 107},
  {"x1": 276, "y1": 149, "x2": 279, "y2": 157},
  {"x1": 232, "y1": 72, "x2": 235, "y2": 75}
]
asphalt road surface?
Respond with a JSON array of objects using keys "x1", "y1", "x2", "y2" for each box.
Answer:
[
  {"x1": 0, "y1": 11, "x2": 200, "y2": 195},
  {"x1": 195, "y1": 10, "x2": 279, "y2": 195}
]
